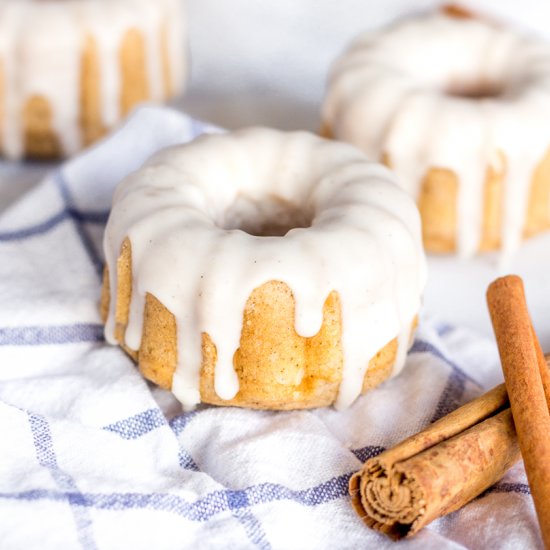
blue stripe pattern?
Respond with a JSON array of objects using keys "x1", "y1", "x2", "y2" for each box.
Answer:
[
  {"x1": 169, "y1": 410, "x2": 201, "y2": 435},
  {"x1": 0, "y1": 205, "x2": 108, "y2": 242},
  {"x1": 103, "y1": 409, "x2": 166, "y2": 440},
  {"x1": 0, "y1": 324, "x2": 104, "y2": 346},
  {"x1": 411, "y1": 339, "x2": 478, "y2": 423},
  {"x1": 0, "y1": 210, "x2": 69, "y2": 241},
  {"x1": 178, "y1": 449, "x2": 200, "y2": 472},
  {"x1": 103, "y1": 409, "x2": 200, "y2": 471},
  {"x1": 431, "y1": 370, "x2": 466, "y2": 423},
  {"x1": 103, "y1": 408, "x2": 202, "y2": 440},
  {"x1": 488, "y1": 482, "x2": 531, "y2": 496},
  {"x1": 0, "y1": 472, "x2": 530, "y2": 521},
  {"x1": 1, "y1": 473, "x2": 350, "y2": 519},
  {"x1": 351, "y1": 445, "x2": 385, "y2": 463},
  {"x1": 28, "y1": 413, "x2": 97, "y2": 550},
  {"x1": 232, "y1": 508, "x2": 272, "y2": 550},
  {"x1": 54, "y1": 172, "x2": 105, "y2": 279}
]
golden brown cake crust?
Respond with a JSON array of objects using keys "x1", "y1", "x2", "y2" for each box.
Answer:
[
  {"x1": 23, "y1": 96, "x2": 61, "y2": 159},
  {"x1": 20, "y1": 30, "x2": 148, "y2": 159},
  {"x1": 119, "y1": 28, "x2": 149, "y2": 117},
  {"x1": 80, "y1": 35, "x2": 106, "y2": 148},
  {"x1": 415, "y1": 149, "x2": 550, "y2": 253},
  {"x1": 101, "y1": 238, "x2": 416, "y2": 409},
  {"x1": 321, "y1": 125, "x2": 550, "y2": 252},
  {"x1": 14, "y1": 25, "x2": 173, "y2": 159}
]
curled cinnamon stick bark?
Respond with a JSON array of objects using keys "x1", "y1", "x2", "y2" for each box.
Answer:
[
  {"x1": 351, "y1": 275, "x2": 550, "y2": 541},
  {"x1": 349, "y1": 384, "x2": 520, "y2": 539},
  {"x1": 487, "y1": 275, "x2": 550, "y2": 549}
]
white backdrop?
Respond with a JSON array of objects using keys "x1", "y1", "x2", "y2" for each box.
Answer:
[
  {"x1": 3, "y1": 0, "x2": 550, "y2": 346},
  {"x1": 183, "y1": 0, "x2": 550, "y2": 130}
]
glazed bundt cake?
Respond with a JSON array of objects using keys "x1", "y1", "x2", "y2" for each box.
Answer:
[
  {"x1": 322, "y1": 11, "x2": 550, "y2": 258},
  {"x1": 0, "y1": 0, "x2": 186, "y2": 159},
  {"x1": 101, "y1": 128, "x2": 427, "y2": 410}
]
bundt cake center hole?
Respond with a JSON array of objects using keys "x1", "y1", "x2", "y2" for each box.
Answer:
[
  {"x1": 445, "y1": 80, "x2": 504, "y2": 99},
  {"x1": 221, "y1": 194, "x2": 313, "y2": 237}
]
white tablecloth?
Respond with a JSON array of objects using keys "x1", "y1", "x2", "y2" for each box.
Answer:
[{"x1": 0, "y1": 106, "x2": 542, "y2": 549}]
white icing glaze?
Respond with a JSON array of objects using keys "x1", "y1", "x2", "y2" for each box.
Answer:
[
  {"x1": 323, "y1": 14, "x2": 550, "y2": 258},
  {"x1": 0, "y1": 4, "x2": 23, "y2": 159},
  {"x1": 103, "y1": 128, "x2": 427, "y2": 410},
  {"x1": 0, "y1": 0, "x2": 187, "y2": 159}
]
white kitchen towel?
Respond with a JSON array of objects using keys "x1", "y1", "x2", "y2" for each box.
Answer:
[{"x1": 0, "y1": 106, "x2": 541, "y2": 550}]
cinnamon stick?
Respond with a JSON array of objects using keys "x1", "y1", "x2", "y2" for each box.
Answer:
[
  {"x1": 487, "y1": 275, "x2": 550, "y2": 548},
  {"x1": 350, "y1": 276, "x2": 550, "y2": 541},
  {"x1": 349, "y1": 372, "x2": 550, "y2": 541},
  {"x1": 349, "y1": 383, "x2": 520, "y2": 539}
]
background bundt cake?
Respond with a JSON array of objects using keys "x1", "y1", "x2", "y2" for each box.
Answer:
[
  {"x1": 0, "y1": 0, "x2": 187, "y2": 159},
  {"x1": 322, "y1": 12, "x2": 550, "y2": 258}
]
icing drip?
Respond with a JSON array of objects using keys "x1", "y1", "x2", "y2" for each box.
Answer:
[
  {"x1": 323, "y1": 14, "x2": 550, "y2": 258},
  {"x1": 22, "y1": 5, "x2": 82, "y2": 155},
  {"x1": 164, "y1": 0, "x2": 186, "y2": 96},
  {"x1": 103, "y1": 128, "x2": 427, "y2": 409},
  {"x1": 0, "y1": 4, "x2": 22, "y2": 158},
  {"x1": 0, "y1": 0, "x2": 187, "y2": 158}
]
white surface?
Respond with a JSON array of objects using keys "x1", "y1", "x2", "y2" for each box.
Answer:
[
  {"x1": 0, "y1": 107, "x2": 541, "y2": 549},
  {"x1": 425, "y1": 235, "x2": 550, "y2": 346},
  {"x1": 2, "y1": 0, "x2": 550, "y2": 344},
  {"x1": 183, "y1": 0, "x2": 550, "y2": 129}
]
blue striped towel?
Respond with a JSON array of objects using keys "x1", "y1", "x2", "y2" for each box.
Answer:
[{"x1": 0, "y1": 106, "x2": 541, "y2": 550}]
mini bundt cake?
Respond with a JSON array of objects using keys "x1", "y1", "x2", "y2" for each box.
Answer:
[
  {"x1": 0, "y1": 0, "x2": 186, "y2": 159},
  {"x1": 101, "y1": 128, "x2": 427, "y2": 410},
  {"x1": 322, "y1": 11, "x2": 550, "y2": 258}
]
